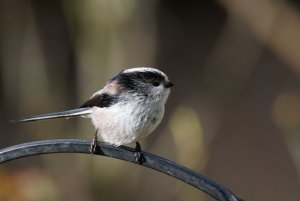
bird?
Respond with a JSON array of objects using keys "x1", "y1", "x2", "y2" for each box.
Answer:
[{"x1": 14, "y1": 67, "x2": 173, "y2": 163}]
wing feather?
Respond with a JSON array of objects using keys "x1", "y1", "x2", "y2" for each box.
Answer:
[{"x1": 80, "y1": 93, "x2": 118, "y2": 108}]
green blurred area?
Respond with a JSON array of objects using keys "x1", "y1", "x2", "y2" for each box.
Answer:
[{"x1": 1, "y1": 0, "x2": 300, "y2": 201}]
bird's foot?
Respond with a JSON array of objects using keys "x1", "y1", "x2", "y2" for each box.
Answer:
[
  {"x1": 134, "y1": 142, "x2": 145, "y2": 164},
  {"x1": 89, "y1": 131, "x2": 98, "y2": 155}
]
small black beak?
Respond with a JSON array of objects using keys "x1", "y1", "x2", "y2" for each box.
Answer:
[{"x1": 165, "y1": 81, "x2": 174, "y2": 88}]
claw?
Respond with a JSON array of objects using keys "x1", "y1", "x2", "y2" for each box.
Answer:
[
  {"x1": 134, "y1": 142, "x2": 145, "y2": 164},
  {"x1": 89, "y1": 130, "x2": 98, "y2": 155}
]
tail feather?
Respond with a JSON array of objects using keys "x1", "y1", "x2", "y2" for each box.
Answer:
[{"x1": 11, "y1": 107, "x2": 92, "y2": 123}]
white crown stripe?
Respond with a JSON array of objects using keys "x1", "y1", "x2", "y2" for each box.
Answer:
[{"x1": 123, "y1": 67, "x2": 168, "y2": 80}]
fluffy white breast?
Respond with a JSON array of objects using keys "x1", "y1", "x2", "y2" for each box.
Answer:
[{"x1": 89, "y1": 99, "x2": 165, "y2": 146}]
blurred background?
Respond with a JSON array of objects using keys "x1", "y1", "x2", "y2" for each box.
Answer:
[{"x1": 1, "y1": 0, "x2": 300, "y2": 201}]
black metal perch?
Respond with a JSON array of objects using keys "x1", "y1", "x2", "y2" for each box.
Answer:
[{"x1": 0, "y1": 139, "x2": 243, "y2": 201}]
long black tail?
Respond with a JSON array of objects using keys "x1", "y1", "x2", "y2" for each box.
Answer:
[{"x1": 11, "y1": 107, "x2": 92, "y2": 123}]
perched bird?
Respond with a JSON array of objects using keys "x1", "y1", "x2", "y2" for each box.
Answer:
[{"x1": 14, "y1": 67, "x2": 173, "y2": 162}]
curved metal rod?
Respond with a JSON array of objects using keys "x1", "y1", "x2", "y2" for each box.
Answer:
[{"x1": 0, "y1": 139, "x2": 243, "y2": 201}]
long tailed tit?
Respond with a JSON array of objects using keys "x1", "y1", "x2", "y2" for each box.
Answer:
[{"x1": 14, "y1": 67, "x2": 173, "y2": 162}]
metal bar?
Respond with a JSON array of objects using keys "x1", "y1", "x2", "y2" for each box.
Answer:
[{"x1": 0, "y1": 139, "x2": 243, "y2": 201}]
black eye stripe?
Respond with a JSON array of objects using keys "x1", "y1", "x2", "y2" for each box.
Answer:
[
  {"x1": 111, "y1": 71, "x2": 165, "y2": 90},
  {"x1": 152, "y1": 81, "x2": 160, "y2": 86},
  {"x1": 133, "y1": 72, "x2": 165, "y2": 83}
]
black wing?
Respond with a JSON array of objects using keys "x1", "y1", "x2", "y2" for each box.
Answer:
[{"x1": 80, "y1": 93, "x2": 118, "y2": 108}]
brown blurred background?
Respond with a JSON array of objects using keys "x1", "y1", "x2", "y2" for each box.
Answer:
[{"x1": 1, "y1": 0, "x2": 300, "y2": 201}]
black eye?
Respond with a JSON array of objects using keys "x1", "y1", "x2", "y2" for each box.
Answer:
[{"x1": 152, "y1": 81, "x2": 160, "y2": 86}]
